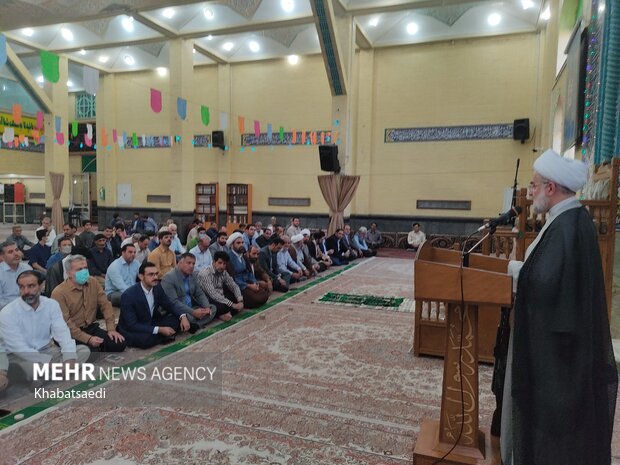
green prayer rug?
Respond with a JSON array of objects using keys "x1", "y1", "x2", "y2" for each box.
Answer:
[{"x1": 317, "y1": 292, "x2": 413, "y2": 312}]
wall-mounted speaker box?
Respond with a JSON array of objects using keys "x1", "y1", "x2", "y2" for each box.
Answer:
[
  {"x1": 513, "y1": 118, "x2": 530, "y2": 142},
  {"x1": 212, "y1": 130, "x2": 225, "y2": 149},
  {"x1": 319, "y1": 145, "x2": 341, "y2": 173}
]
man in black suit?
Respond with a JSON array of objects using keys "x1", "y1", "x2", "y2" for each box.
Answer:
[
  {"x1": 325, "y1": 228, "x2": 351, "y2": 266},
  {"x1": 117, "y1": 261, "x2": 190, "y2": 348}
]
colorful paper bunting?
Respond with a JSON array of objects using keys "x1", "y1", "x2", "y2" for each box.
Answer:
[
  {"x1": 55, "y1": 116, "x2": 61, "y2": 133},
  {"x1": 254, "y1": 120, "x2": 260, "y2": 138},
  {"x1": 301, "y1": 130, "x2": 306, "y2": 145},
  {"x1": 292, "y1": 129, "x2": 297, "y2": 144},
  {"x1": 112, "y1": 129, "x2": 118, "y2": 144},
  {"x1": 0, "y1": 34, "x2": 6, "y2": 67},
  {"x1": 86, "y1": 123, "x2": 93, "y2": 139},
  {"x1": 132, "y1": 132, "x2": 138, "y2": 148},
  {"x1": 177, "y1": 97, "x2": 187, "y2": 120},
  {"x1": 11, "y1": 104, "x2": 22, "y2": 124},
  {"x1": 31, "y1": 130, "x2": 40, "y2": 144},
  {"x1": 101, "y1": 128, "x2": 108, "y2": 147},
  {"x1": 238, "y1": 116, "x2": 245, "y2": 134},
  {"x1": 84, "y1": 135, "x2": 92, "y2": 147},
  {"x1": 150, "y1": 88, "x2": 162, "y2": 113},
  {"x1": 56, "y1": 132, "x2": 64, "y2": 145},
  {"x1": 36, "y1": 111, "x2": 44, "y2": 130},
  {"x1": 40, "y1": 50, "x2": 60, "y2": 83},
  {"x1": 2, "y1": 128, "x2": 14, "y2": 143},
  {"x1": 201, "y1": 106, "x2": 210, "y2": 126}
]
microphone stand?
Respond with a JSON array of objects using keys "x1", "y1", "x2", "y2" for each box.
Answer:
[{"x1": 461, "y1": 226, "x2": 496, "y2": 268}]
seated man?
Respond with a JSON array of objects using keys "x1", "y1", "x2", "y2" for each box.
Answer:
[
  {"x1": 255, "y1": 227, "x2": 272, "y2": 248},
  {"x1": 35, "y1": 216, "x2": 56, "y2": 248},
  {"x1": 366, "y1": 222, "x2": 383, "y2": 249},
  {"x1": 289, "y1": 234, "x2": 315, "y2": 278},
  {"x1": 242, "y1": 224, "x2": 257, "y2": 252},
  {"x1": 0, "y1": 271, "x2": 90, "y2": 381},
  {"x1": 52, "y1": 255, "x2": 126, "y2": 353},
  {"x1": 352, "y1": 227, "x2": 377, "y2": 257},
  {"x1": 161, "y1": 253, "x2": 216, "y2": 330},
  {"x1": 28, "y1": 229, "x2": 51, "y2": 276},
  {"x1": 0, "y1": 241, "x2": 32, "y2": 309},
  {"x1": 286, "y1": 217, "x2": 302, "y2": 238},
  {"x1": 196, "y1": 251, "x2": 244, "y2": 322},
  {"x1": 44, "y1": 237, "x2": 76, "y2": 297},
  {"x1": 325, "y1": 229, "x2": 351, "y2": 266},
  {"x1": 167, "y1": 223, "x2": 186, "y2": 256},
  {"x1": 247, "y1": 245, "x2": 274, "y2": 295},
  {"x1": 117, "y1": 261, "x2": 190, "y2": 349},
  {"x1": 189, "y1": 230, "x2": 213, "y2": 273},
  {"x1": 130, "y1": 212, "x2": 146, "y2": 234},
  {"x1": 407, "y1": 222, "x2": 426, "y2": 252},
  {"x1": 205, "y1": 222, "x2": 219, "y2": 240},
  {"x1": 258, "y1": 236, "x2": 289, "y2": 292},
  {"x1": 277, "y1": 235, "x2": 305, "y2": 283},
  {"x1": 135, "y1": 235, "x2": 151, "y2": 264},
  {"x1": 209, "y1": 231, "x2": 228, "y2": 257},
  {"x1": 110, "y1": 223, "x2": 126, "y2": 259},
  {"x1": 308, "y1": 231, "x2": 332, "y2": 269},
  {"x1": 7, "y1": 225, "x2": 34, "y2": 253},
  {"x1": 47, "y1": 236, "x2": 74, "y2": 270},
  {"x1": 51, "y1": 223, "x2": 83, "y2": 253},
  {"x1": 148, "y1": 230, "x2": 177, "y2": 278},
  {"x1": 89, "y1": 233, "x2": 113, "y2": 280},
  {"x1": 78, "y1": 220, "x2": 96, "y2": 249},
  {"x1": 342, "y1": 224, "x2": 361, "y2": 259},
  {"x1": 227, "y1": 235, "x2": 269, "y2": 309},
  {"x1": 186, "y1": 226, "x2": 205, "y2": 252},
  {"x1": 300, "y1": 229, "x2": 326, "y2": 273},
  {"x1": 105, "y1": 241, "x2": 140, "y2": 306}
]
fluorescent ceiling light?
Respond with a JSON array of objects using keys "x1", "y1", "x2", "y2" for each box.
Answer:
[
  {"x1": 79, "y1": 49, "x2": 86, "y2": 55},
  {"x1": 521, "y1": 0, "x2": 535, "y2": 9},
  {"x1": 36, "y1": 75, "x2": 44, "y2": 83},
  {"x1": 222, "y1": 42, "x2": 234, "y2": 51},
  {"x1": 162, "y1": 8, "x2": 175, "y2": 18},
  {"x1": 281, "y1": 0, "x2": 294, "y2": 12},
  {"x1": 156, "y1": 67, "x2": 168, "y2": 76},
  {"x1": 249, "y1": 40, "x2": 260, "y2": 52},
  {"x1": 207, "y1": 35, "x2": 213, "y2": 40},
  {"x1": 123, "y1": 54, "x2": 135, "y2": 65},
  {"x1": 540, "y1": 5, "x2": 551, "y2": 20},
  {"x1": 98, "y1": 55, "x2": 109, "y2": 63},
  {"x1": 406, "y1": 22, "x2": 418, "y2": 35},
  {"x1": 369, "y1": 17, "x2": 379, "y2": 27},
  {"x1": 122, "y1": 16, "x2": 134, "y2": 32},
  {"x1": 22, "y1": 28, "x2": 34, "y2": 37},
  {"x1": 192, "y1": 48, "x2": 196, "y2": 54},
  {"x1": 61, "y1": 27, "x2": 73, "y2": 41},
  {"x1": 487, "y1": 13, "x2": 502, "y2": 26},
  {"x1": 203, "y1": 7, "x2": 214, "y2": 19},
  {"x1": 287, "y1": 54, "x2": 299, "y2": 65},
  {"x1": 67, "y1": 80, "x2": 74, "y2": 87}
]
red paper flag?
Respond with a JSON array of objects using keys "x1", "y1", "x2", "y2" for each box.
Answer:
[{"x1": 254, "y1": 120, "x2": 260, "y2": 138}]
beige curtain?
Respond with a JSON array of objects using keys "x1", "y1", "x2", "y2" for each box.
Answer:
[
  {"x1": 49, "y1": 172, "x2": 64, "y2": 233},
  {"x1": 318, "y1": 174, "x2": 361, "y2": 235}
]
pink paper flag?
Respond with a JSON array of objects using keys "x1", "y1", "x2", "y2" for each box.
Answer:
[
  {"x1": 150, "y1": 88, "x2": 162, "y2": 113},
  {"x1": 12, "y1": 104, "x2": 22, "y2": 124},
  {"x1": 254, "y1": 120, "x2": 260, "y2": 138},
  {"x1": 112, "y1": 129, "x2": 118, "y2": 144},
  {"x1": 84, "y1": 135, "x2": 92, "y2": 147},
  {"x1": 36, "y1": 111, "x2": 44, "y2": 130},
  {"x1": 56, "y1": 132, "x2": 64, "y2": 145}
]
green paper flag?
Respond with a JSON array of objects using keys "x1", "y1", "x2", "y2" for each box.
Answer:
[
  {"x1": 279, "y1": 126, "x2": 284, "y2": 142},
  {"x1": 132, "y1": 132, "x2": 138, "y2": 148},
  {"x1": 40, "y1": 50, "x2": 59, "y2": 83},
  {"x1": 71, "y1": 121, "x2": 78, "y2": 137},
  {"x1": 201, "y1": 106, "x2": 210, "y2": 126}
]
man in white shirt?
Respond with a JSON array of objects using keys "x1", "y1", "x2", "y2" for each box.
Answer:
[
  {"x1": 0, "y1": 270, "x2": 90, "y2": 382},
  {"x1": 35, "y1": 216, "x2": 56, "y2": 248},
  {"x1": 189, "y1": 231, "x2": 213, "y2": 272},
  {"x1": 0, "y1": 241, "x2": 32, "y2": 309},
  {"x1": 407, "y1": 222, "x2": 426, "y2": 252},
  {"x1": 168, "y1": 223, "x2": 186, "y2": 256}
]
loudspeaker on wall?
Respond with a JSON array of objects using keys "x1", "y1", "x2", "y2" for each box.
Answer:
[
  {"x1": 319, "y1": 145, "x2": 341, "y2": 173},
  {"x1": 513, "y1": 118, "x2": 530, "y2": 142},
  {"x1": 212, "y1": 130, "x2": 225, "y2": 149}
]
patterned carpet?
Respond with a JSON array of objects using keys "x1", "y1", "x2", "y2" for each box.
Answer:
[{"x1": 0, "y1": 257, "x2": 618, "y2": 464}]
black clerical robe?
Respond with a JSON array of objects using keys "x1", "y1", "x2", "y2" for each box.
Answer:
[{"x1": 510, "y1": 206, "x2": 617, "y2": 465}]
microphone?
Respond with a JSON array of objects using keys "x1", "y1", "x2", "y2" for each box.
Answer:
[{"x1": 478, "y1": 206, "x2": 522, "y2": 232}]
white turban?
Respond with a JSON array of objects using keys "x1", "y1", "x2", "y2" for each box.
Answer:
[
  {"x1": 533, "y1": 149, "x2": 588, "y2": 192},
  {"x1": 121, "y1": 238, "x2": 134, "y2": 249},
  {"x1": 291, "y1": 234, "x2": 304, "y2": 244},
  {"x1": 226, "y1": 232, "x2": 243, "y2": 247},
  {"x1": 301, "y1": 228, "x2": 311, "y2": 236}
]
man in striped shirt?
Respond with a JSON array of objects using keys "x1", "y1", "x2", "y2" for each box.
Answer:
[{"x1": 196, "y1": 251, "x2": 243, "y2": 322}]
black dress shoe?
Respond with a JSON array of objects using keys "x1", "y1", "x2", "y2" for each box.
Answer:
[
  {"x1": 160, "y1": 336, "x2": 176, "y2": 345},
  {"x1": 188, "y1": 323, "x2": 200, "y2": 334}
]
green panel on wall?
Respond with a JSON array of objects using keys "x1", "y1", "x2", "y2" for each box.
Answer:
[{"x1": 81, "y1": 155, "x2": 96, "y2": 173}]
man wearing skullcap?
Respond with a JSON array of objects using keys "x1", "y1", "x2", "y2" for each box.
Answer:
[{"x1": 501, "y1": 149, "x2": 617, "y2": 465}]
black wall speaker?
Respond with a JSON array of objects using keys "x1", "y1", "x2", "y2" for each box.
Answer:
[
  {"x1": 212, "y1": 130, "x2": 224, "y2": 149},
  {"x1": 319, "y1": 145, "x2": 341, "y2": 173},
  {"x1": 513, "y1": 118, "x2": 530, "y2": 142},
  {"x1": 4, "y1": 184, "x2": 14, "y2": 203}
]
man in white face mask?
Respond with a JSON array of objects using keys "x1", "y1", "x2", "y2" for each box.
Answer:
[{"x1": 0, "y1": 270, "x2": 90, "y2": 383}]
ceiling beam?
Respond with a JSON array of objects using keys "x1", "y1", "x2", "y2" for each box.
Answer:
[
  {"x1": 355, "y1": 23, "x2": 372, "y2": 50},
  {"x1": 5, "y1": 43, "x2": 52, "y2": 113},
  {"x1": 179, "y1": 16, "x2": 315, "y2": 40},
  {"x1": 344, "y1": 0, "x2": 493, "y2": 16},
  {"x1": 193, "y1": 43, "x2": 227, "y2": 65},
  {"x1": 133, "y1": 12, "x2": 179, "y2": 39}
]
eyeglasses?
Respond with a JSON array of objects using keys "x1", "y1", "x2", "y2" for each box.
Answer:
[{"x1": 528, "y1": 181, "x2": 549, "y2": 190}]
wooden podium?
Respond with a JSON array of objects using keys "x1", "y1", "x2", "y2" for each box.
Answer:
[{"x1": 413, "y1": 242, "x2": 512, "y2": 465}]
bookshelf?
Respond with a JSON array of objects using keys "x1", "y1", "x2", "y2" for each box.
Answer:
[
  {"x1": 195, "y1": 183, "x2": 219, "y2": 226},
  {"x1": 226, "y1": 183, "x2": 252, "y2": 233}
]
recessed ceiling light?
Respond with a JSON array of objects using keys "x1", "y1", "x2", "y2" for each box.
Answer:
[
  {"x1": 599, "y1": 3, "x2": 605, "y2": 13},
  {"x1": 122, "y1": 16, "x2": 134, "y2": 32},
  {"x1": 123, "y1": 54, "x2": 135, "y2": 65},
  {"x1": 287, "y1": 54, "x2": 299, "y2": 65},
  {"x1": 79, "y1": 49, "x2": 86, "y2": 55},
  {"x1": 98, "y1": 55, "x2": 109, "y2": 63},
  {"x1": 207, "y1": 34, "x2": 213, "y2": 40},
  {"x1": 521, "y1": 0, "x2": 535, "y2": 9},
  {"x1": 540, "y1": 5, "x2": 551, "y2": 20},
  {"x1": 192, "y1": 48, "x2": 196, "y2": 54},
  {"x1": 67, "y1": 80, "x2": 74, "y2": 87},
  {"x1": 36, "y1": 75, "x2": 44, "y2": 83},
  {"x1": 156, "y1": 67, "x2": 168, "y2": 76},
  {"x1": 406, "y1": 22, "x2": 418, "y2": 35},
  {"x1": 61, "y1": 27, "x2": 73, "y2": 41},
  {"x1": 369, "y1": 17, "x2": 379, "y2": 27},
  {"x1": 222, "y1": 42, "x2": 234, "y2": 51},
  {"x1": 487, "y1": 13, "x2": 501, "y2": 26},
  {"x1": 22, "y1": 28, "x2": 34, "y2": 37},
  {"x1": 281, "y1": 0, "x2": 294, "y2": 12},
  {"x1": 162, "y1": 8, "x2": 175, "y2": 18},
  {"x1": 249, "y1": 40, "x2": 260, "y2": 52},
  {"x1": 203, "y1": 7, "x2": 214, "y2": 19}
]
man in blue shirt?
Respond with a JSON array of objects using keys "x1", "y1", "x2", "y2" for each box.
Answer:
[
  {"x1": 0, "y1": 241, "x2": 32, "y2": 309},
  {"x1": 105, "y1": 240, "x2": 140, "y2": 306},
  {"x1": 28, "y1": 229, "x2": 51, "y2": 276}
]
